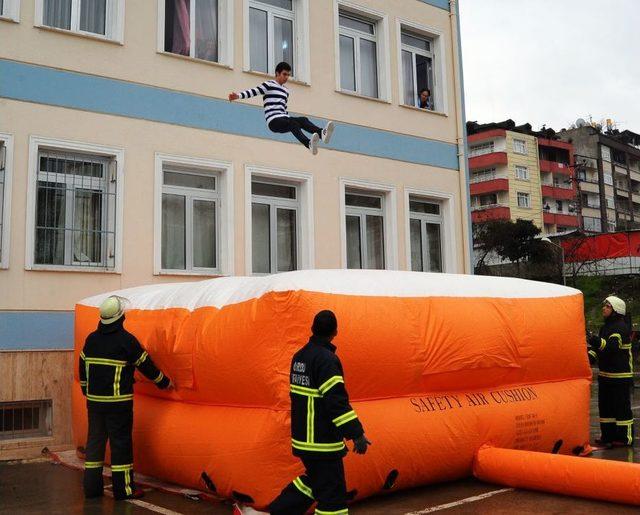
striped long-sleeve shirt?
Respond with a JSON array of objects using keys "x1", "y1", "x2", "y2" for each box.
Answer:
[{"x1": 239, "y1": 80, "x2": 289, "y2": 125}]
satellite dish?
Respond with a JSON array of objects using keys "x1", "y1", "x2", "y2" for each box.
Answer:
[{"x1": 575, "y1": 118, "x2": 586, "y2": 128}]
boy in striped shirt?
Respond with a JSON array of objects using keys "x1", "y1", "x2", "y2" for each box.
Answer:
[{"x1": 229, "y1": 62, "x2": 334, "y2": 155}]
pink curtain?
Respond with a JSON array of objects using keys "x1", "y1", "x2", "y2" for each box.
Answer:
[{"x1": 172, "y1": 0, "x2": 190, "y2": 55}]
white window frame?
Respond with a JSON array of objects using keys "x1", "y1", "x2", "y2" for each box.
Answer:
[
  {"x1": 0, "y1": 133, "x2": 14, "y2": 269},
  {"x1": 339, "y1": 178, "x2": 397, "y2": 270},
  {"x1": 244, "y1": 165, "x2": 314, "y2": 275},
  {"x1": 603, "y1": 172, "x2": 613, "y2": 186},
  {"x1": 154, "y1": 153, "x2": 234, "y2": 276},
  {"x1": 0, "y1": 0, "x2": 20, "y2": 22},
  {"x1": 404, "y1": 188, "x2": 455, "y2": 273},
  {"x1": 515, "y1": 165, "x2": 529, "y2": 180},
  {"x1": 517, "y1": 192, "x2": 531, "y2": 208},
  {"x1": 470, "y1": 168, "x2": 497, "y2": 183},
  {"x1": 35, "y1": 0, "x2": 125, "y2": 43},
  {"x1": 605, "y1": 195, "x2": 615, "y2": 209},
  {"x1": 334, "y1": 0, "x2": 391, "y2": 102},
  {"x1": 469, "y1": 141, "x2": 494, "y2": 157},
  {"x1": 601, "y1": 145, "x2": 611, "y2": 162},
  {"x1": 243, "y1": 0, "x2": 310, "y2": 83},
  {"x1": 396, "y1": 18, "x2": 448, "y2": 114},
  {"x1": 513, "y1": 139, "x2": 527, "y2": 155},
  {"x1": 157, "y1": 0, "x2": 234, "y2": 67},
  {"x1": 25, "y1": 136, "x2": 124, "y2": 273}
]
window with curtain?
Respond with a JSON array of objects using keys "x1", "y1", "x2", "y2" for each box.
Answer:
[
  {"x1": 249, "y1": 0, "x2": 295, "y2": 75},
  {"x1": 338, "y1": 10, "x2": 379, "y2": 98},
  {"x1": 513, "y1": 139, "x2": 527, "y2": 154},
  {"x1": 161, "y1": 167, "x2": 219, "y2": 272},
  {"x1": 0, "y1": 0, "x2": 5, "y2": 17},
  {"x1": 345, "y1": 191, "x2": 385, "y2": 269},
  {"x1": 41, "y1": 0, "x2": 115, "y2": 37},
  {"x1": 409, "y1": 198, "x2": 443, "y2": 273},
  {"x1": 517, "y1": 192, "x2": 530, "y2": 208},
  {"x1": 34, "y1": 150, "x2": 116, "y2": 268},
  {"x1": 401, "y1": 30, "x2": 434, "y2": 109},
  {"x1": 251, "y1": 179, "x2": 299, "y2": 274},
  {"x1": 164, "y1": 0, "x2": 220, "y2": 62}
]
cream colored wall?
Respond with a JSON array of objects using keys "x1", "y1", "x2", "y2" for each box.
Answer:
[
  {"x1": 506, "y1": 132, "x2": 543, "y2": 227},
  {"x1": 0, "y1": 99, "x2": 466, "y2": 311},
  {"x1": 0, "y1": 0, "x2": 459, "y2": 144}
]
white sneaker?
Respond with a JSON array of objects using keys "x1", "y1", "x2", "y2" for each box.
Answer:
[
  {"x1": 322, "y1": 121, "x2": 335, "y2": 144},
  {"x1": 232, "y1": 504, "x2": 268, "y2": 515},
  {"x1": 309, "y1": 133, "x2": 319, "y2": 155}
]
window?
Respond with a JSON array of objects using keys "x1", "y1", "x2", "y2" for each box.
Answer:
[
  {"x1": 603, "y1": 172, "x2": 613, "y2": 186},
  {"x1": 248, "y1": 0, "x2": 296, "y2": 75},
  {"x1": 0, "y1": 0, "x2": 20, "y2": 21},
  {"x1": 473, "y1": 193, "x2": 498, "y2": 208},
  {"x1": 513, "y1": 139, "x2": 527, "y2": 155},
  {"x1": 583, "y1": 216, "x2": 602, "y2": 232},
  {"x1": 556, "y1": 200, "x2": 564, "y2": 213},
  {"x1": 163, "y1": 0, "x2": 226, "y2": 63},
  {"x1": 26, "y1": 138, "x2": 123, "y2": 272},
  {"x1": 0, "y1": 134, "x2": 12, "y2": 269},
  {"x1": 517, "y1": 192, "x2": 530, "y2": 208},
  {"x1": 338, "y1": 8, "x2": 380, "y2": 98},
  {"x1": 251, "y1": 179, "x2": 299, "y2": 274},
  {"x1": 409, "y1": 198, "x2": 442, "y2": 273},
  {"x1": 345, "y1": 191, "x2": 385, "y2": 269},
  {"x1": 401, "y1": 30, "x2": 434, "y2": 109},
  {"x1": 470, "y1": 168, "x2": 496, "y2": 183},
  {"x1": 515, "y1": 165, "x2": 529, "y2": 180},
  {"x1": 0, "y1": 400, "x2": 52, "y2": 440},
  {"x1": 161, "y1": 167, "x2": 220, "y2": 273},
  {"x1": 468, "y1": 142, "x2": 494, "y2": 157},
  {"x1": 607, "y1": 221, "x2": 616, "y2": 232},
  {"x1": 601, "y1": 145, "x2": 611, "y2": 162},
  {"x1": 37, "y1": 0, "x2": 124, "y2": 41},
  {"x1": 606, "y1": 195, "x2": 615, "y2": 209}
]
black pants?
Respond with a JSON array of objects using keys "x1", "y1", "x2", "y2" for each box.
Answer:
[
  {"x1": 269, "y1": 116, "x2": 322, "y2": 148},
  {"x1": 84, "y1": 406, "x2": 136, "y2": 500},
  {"x1": 598, "y1": 378, "x2": 634, "y2": 444},
  {"x1": 269, "y1": 457, "x2": 348, "y2": 515}
]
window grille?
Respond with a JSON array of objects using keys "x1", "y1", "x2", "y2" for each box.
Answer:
[
  {"x1": 35, "y1": 149, "x2": 117, "y2": 269},
  {"x1": 0, "y1": 400, "x2": 53, "y2": 440}
]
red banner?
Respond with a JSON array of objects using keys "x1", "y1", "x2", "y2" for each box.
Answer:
[{"x1": 561, "y1": 231, "x2": 640, "y2": 262}]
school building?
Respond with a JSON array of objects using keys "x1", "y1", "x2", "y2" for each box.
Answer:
[{"x1": 0, "y1": 0, "x2": 470, "y2": 458}]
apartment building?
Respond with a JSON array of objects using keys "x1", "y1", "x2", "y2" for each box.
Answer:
[
  {"x1": 466, "y1": 120, "x2": 579, "y2": 234},
  {"x1": 0, "y1": 0, "x2": 470, "y2": 457},
  {"x1": 558, "y1": 126, "x2": 640, "y2": 233}
]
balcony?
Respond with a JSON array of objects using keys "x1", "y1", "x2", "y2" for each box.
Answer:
[
  {"x1": 539, "y1": 159, "x2": 571, "y2": 175},
  {"x1": 469, "y1": 152, "x2": 508, "y2": 170},
  {"x1": 543, "y1": 212, "x2": 579, "y2": 227},
  {"x1": 471, "y1": 205, "x2": 511, "y2": 223},
  {"x1": 470, "y1": 178, "x2": 509, "y2": 195},
  {"x1": 541, "y1": 184, "x2": 575, "y2": 200}
]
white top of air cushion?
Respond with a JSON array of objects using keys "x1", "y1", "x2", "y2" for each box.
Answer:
[{"x1": 78, "y1": 270, "x2": 580, "y2": 311}]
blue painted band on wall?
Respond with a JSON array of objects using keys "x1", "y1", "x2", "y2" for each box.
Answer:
[
  {"x1": 416, "y1": 0, "x2": 450, "y2": 10},
  {"x1": 0, "y1": 311, "x2": 74, "y2": 350},
  {"x1": 0, "y1": 59, "x2": 459, "y2": 170}
]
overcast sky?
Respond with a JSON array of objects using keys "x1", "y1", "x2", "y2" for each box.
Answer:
[{"x1": 459, "y1": 0, "x2": 640, "y2": 132}]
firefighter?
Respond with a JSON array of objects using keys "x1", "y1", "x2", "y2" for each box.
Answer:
[
  {"x1": 266, "y1": 310, "x2": 371, "y2": 515},
  {"x1": 79, "y1": 296, "x2": 173, "y2": 500},
  {"x1": 588, "y1": 296, "x2": 634, "y2": 448}
]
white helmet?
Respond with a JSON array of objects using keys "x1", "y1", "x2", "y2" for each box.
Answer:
[
  {"x1": 604, "y1": 295, "x2": 626, "y2": 316},
  {"x1": 99, "y1": 296, "x2": 128, "y2": 324}
]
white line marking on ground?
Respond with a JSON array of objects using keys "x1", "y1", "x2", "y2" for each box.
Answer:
[
  {"x1": 404, "y1": 488, "x2": 514, "y2": 514},
  {"x1": 126, "y1": 499, "x2": 184, "y2": 515}
]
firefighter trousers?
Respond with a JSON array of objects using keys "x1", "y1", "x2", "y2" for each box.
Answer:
[
  {"x1": 598, "y1": 378, "x2": 634, "y2": 445},
  {"x1": 268, "y1": 457, "x2": 348, "y2": 515},
  {"x1": 83, "y1": 406, "x2": 136, "y2": 500}
]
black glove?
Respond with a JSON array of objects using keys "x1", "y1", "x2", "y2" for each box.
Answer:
[
  {"x1": 352, "y1": 434, "x2": 371, "y2": 455},
  {"x1": 587, "y1": 333, "x2": 600, "y2": 348}
]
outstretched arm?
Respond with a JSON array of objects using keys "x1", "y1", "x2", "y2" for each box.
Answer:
[
  {"x1": 229, "y1": 82, "x2": 268, "y2": 101},
  {"x1": 127, "y1": 337, "x2": 172, "y2": 390}
]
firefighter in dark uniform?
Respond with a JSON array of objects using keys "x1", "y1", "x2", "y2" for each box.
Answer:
[
  {"x1": 588, "y1": 295, "x2": 634, "y2": 448},
  {"x1": 79, "y1": 296, "x2": 173, "y2": 500},
  {"x1": 268, "y1": 310, "x2": 371, "y2": 515}
]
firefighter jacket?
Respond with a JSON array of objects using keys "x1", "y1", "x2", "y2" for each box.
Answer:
[
  {"x1": 79, "y1": 315, "x2": 170, "y2": 408},
  {"x1": 588, "y1": 313, "x2": 633, "y2": 381},
  {"x1": 289, "y1": 336, "x2": 364, "y2": 459}
]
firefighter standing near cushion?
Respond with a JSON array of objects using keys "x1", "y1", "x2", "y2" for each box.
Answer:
[
  {"x1": 588, "y1": 295, "x2": 634, "y2": 448},
  {"x1": 267, "y1": 310, "x2": 371, "y2": 515},
  {"x1": 79, "y1": 296, "x2": 173, "y2": 500}
]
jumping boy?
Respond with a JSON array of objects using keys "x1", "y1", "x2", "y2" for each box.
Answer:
[{"x1": 228, "y1": 62, "x2": 334, "y2": 155}]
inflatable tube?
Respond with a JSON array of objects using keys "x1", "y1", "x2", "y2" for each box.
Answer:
[
  {"x1": 473, "y1": 446, "x2": 640, "y2": 506},
  {"x1": 72, "y1": 270, "x2": 592, "y2": 507}
]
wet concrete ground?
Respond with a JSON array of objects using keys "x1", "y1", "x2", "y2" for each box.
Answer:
[{"x1": 1, "y1": 380, "x2": 639, "y2": 514}]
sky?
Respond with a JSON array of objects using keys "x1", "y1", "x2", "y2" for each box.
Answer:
[{"x1": 459, "y1": 0, "x2": 640, "y2": 133}]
